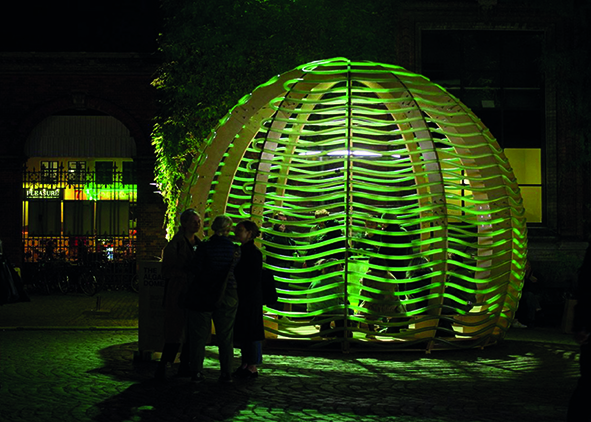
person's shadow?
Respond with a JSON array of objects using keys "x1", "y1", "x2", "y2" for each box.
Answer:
[
  {"x1": 89, "y1": 337, "x2": 580, "y2": 422},
  {"x1": 90, "y1": 343, "x2": 250, "y2": 421}
]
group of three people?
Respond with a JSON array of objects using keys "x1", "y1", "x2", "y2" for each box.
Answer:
[{"x1": 156, "y1": 210, "x2": 264, "y2": 383}]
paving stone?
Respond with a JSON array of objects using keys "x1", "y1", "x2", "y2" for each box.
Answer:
[{"x1": 0, "y1": 292, "x2": 584, "y2": 421}]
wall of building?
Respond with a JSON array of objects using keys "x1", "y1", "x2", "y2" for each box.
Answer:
[
  {"x1": 0, "y1": 53, "x2": 167, "y2": 264},
  {"x1": 1, "y1": 1, "x2": 589, "y2": 298}
]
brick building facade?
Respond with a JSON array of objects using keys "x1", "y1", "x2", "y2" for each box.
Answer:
[
  {"x1": 1, "y1": 1, "x2": 589, "y2": 297},
  {"x1": 0, "y1": 53, "x2": 167, "y2": 264}
]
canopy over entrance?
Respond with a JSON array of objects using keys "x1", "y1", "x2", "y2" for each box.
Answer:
[{"x1": 180, "y1": 58, "x2": 527, "y2": 351}]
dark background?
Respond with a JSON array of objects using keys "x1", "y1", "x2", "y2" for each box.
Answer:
[{"x1": 1, "y1": 0, "x2": 161, "y2": 52}]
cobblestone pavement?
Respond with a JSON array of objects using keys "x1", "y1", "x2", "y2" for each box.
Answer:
[
  {"x1": 0, "y1": 292, "x2": 583, "y2": 421},
  {"x1": 0, "y1": 290, "x2": 139, "y2": 328}
]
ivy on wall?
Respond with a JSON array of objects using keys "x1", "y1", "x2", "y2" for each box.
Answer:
[{"x1": 152, "y1": 0, "x2": 400, "y2": 235}]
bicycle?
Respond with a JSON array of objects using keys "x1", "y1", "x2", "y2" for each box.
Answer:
[{"x1": 30, "y1": 257, "x2": 70, "y2": 295}]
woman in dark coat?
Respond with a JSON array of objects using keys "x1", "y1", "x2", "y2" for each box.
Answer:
[
  {"x1": 233, "y1": 219, "x2": 265, "y2": 379},
  {"x1": 155, "y1": 208, "x2": 202, "y2": 380},
  {"x1": 186, "y1": 215, "x2": 240, "y2": 383}
]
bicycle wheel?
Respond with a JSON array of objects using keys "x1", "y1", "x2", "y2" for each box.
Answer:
[
  {"x1": 130, "y1": 274, "x2": 139, "y2": 293},
  {"x1": 57, "y1": 273, "x2": 70, "y2": 294},
  {"x1": 37, "y1": 274, "x2": 51, "y2": 295},
  {"x1": 38, "y1": 279, "x2": 51, "y2": 295},
  {"x1": 79, "y1": 272, "x2": 98, "y2": 296}
]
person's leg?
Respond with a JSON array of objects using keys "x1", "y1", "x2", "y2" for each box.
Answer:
[
  {"x1": 241, "y1": 341, "x2": 262, "y2": 366},
  {"x1": 187, "y1": 309, "x2": 212, "y2": 377},
  {"x1": 155, "y1": 342, "x2": 180, "y2": 379},
  {"x1": 522, "y1": 291, "x2": 537, "y2": 325},
  {"x1": 334, "y1": 317, "x2": 349, "y2": 338},
  {"x1": 161, "y1": 342, "x2": 180, "y2": 363},
  {"x1": 212, "y1": 289, "x2": 239, "y2": 377},
  {"x1": 177, "y1": 339, "x2": 191, "y2": 376}
]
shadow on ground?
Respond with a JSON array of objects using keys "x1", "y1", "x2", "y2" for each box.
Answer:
[{"x1": 89, "y1": 338, "x2": 580, "y2": 422}]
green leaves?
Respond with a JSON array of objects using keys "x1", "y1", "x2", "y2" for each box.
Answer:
[{"x1": 153, "y1": 0, "x2": 401, "y2": 232}]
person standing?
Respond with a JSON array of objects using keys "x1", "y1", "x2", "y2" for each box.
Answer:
[
  {"x1": 233, "y1": 220, "x2": 265, "y2": 379},
  {"x1": 186, "y1": 215, "x2": 240, "y2": 383},
  {"x1": 359, "y1": 256, "x2": 407, "y2": 337},
  {"x1": 155, "y1": 209, "x2": 202, "y2": 380},
  {"x1": 307, "y1": 258, "x2": 347, "y2": 338}
]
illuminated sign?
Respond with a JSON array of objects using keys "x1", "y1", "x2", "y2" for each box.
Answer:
[{"x1": 25, "y1": 188, "x2": 62, "y2": 199}]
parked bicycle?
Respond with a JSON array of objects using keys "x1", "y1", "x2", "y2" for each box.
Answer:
[{"x1": 30, "y1": 256, "x2": 70, "y2": 295}]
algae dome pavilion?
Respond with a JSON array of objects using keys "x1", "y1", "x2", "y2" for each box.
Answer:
[{"x1": 180, "y1": 58, "x2": 528, "y2": 351}]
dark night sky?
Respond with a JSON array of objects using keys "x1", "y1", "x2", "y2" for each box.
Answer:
[{"x1": 1, "y1": 1, "x2": 162, "y2": 52}]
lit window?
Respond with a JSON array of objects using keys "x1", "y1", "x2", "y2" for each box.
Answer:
[
  {"x1": 67, "y1": 161, "x2": 86, "y2": 184},
  {"x1": 422, "y1": 29, "x2": 545, "y2": 224},
  {"x1": 41, "y1": 161, "x2": 59, "y2": 184}
]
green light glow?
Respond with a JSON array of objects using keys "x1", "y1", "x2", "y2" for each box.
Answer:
[
  {"x1": 84, "y1": 184, "x2": 137, "y2": 201},
  {"x1": 180, "y1": 58, "x2": 527, "y2": 350}
]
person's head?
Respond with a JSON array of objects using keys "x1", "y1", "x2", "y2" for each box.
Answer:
[
  {"x1": 180, "y1": 208, "x2": 201, "y2": 234},
  {"x1": 315, "y1": 257, "x2": 341, "y2": 275},
  {"x1": 273, "y1": 212, "x2": 287, "y2": 232},
  {"x1": 235, "y1": 220, "x2": 260, "y2": 244},
  {"x1": 365, "y1": 218, "x2": 378, "y2": 230},
  {"x1": 211, "y1": 215, "x2": 233, "y2": 236},
  {"x1": 315, "y1": 209, "x2": 330, "y2": 219},
  {"x1": 315, "y1": 209, "x2": 330, "y2": 228}
]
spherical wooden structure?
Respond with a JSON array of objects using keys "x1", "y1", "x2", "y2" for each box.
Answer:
[{"x1": 180, "y1": 58, "x2": 527, "y2": 351}]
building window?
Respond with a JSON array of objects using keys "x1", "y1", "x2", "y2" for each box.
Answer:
[
  {"x1": 63, "y1": 200, "x2": 94, "y2": 236},
  {"x1": 95, "y1": 161, "x2": 114, "y2": 185},
  {"x1": 67, "y1": 161, "x2": 86, "y2": 184},
  {"x1": 122, "y1": 161, "x2": 136, "y2": 185},
  {"x1": 27, "y1": 200, "x2": 61, "y2": 235},
  {"x1": 421, "y1": 30, "x2": 544, "y2": 224},
  {"x1": 40, "y1": 161, "x2": 59, "y2": 184}
]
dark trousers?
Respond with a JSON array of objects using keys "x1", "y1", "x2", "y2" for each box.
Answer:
[
  {"x1": 240, "y1": 340, "x2": 263, "y2": 366},
  {"x1": 187, "y1": 288, "x2": 239, "y2": 376}
]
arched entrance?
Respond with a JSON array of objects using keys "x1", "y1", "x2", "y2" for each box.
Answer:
[{"x1": 22, "y1": 112, "x2": 138, "y2": 293}]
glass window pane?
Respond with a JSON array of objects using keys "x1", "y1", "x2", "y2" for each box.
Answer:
[
  {"x1": 504, "y1": 148, "x2": 541, "y2": 185},
  {"x1": 96, "y1": 201, "x2": 129, "y2": 236},
  {"x1": 503, "y1": 110, "x2": 542, "y2": 148},
  {"x1": 28, "y1": 200, "x2": 61, "y2": 235},
  {"x1": 520, "y1": 186, "x2": 542, "y2": 224},
  {"x1": 95, "y1": 161, "x2": 114, "y2": 185},
  {"x1": 122, "y1": 161, "x2": 136, "y2": 185},
  {"x1": 63, "y1": 200, "x2": 94, "y2": 236}
]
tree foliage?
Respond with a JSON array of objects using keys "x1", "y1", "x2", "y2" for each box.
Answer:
[{"x1": 152, "y1": 0, "x2": 400, "y2": 231}]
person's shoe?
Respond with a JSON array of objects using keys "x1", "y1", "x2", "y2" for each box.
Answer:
[
  {"x1": 246, "y1": 370, "x2": 259, "y2": 379},
  {"x1": 232, "y1": 367, "x2": 249, "y2": 378},
  {"x1": 233, "y1": 368, "x2": 258, "y2": 379},
  {"x1": 218, "y1": 373, "x2": 234, "y2": 383},
  {"x1": 512, "y1": 320, "x2": 528, "y2": 328},
  {"x1": 190, "y1": 372, "x2": 205, "y2": 383}
]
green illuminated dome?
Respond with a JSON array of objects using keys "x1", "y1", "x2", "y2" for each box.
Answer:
[{"x1": 181, "y1": 58, "x2": 527, "y2": 351}]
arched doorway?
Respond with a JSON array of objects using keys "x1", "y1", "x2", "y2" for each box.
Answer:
[{"x1": 22, "y1": 112, "x2": 138, "y2": 293}]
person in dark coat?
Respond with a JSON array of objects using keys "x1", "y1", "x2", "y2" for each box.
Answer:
[
  {"x1": 186, "y1": 215, "x2": 240, "y2": 383},
  {"x1": 568, "y1": 244, "x2": 591, "y2": 421},
  {"x1": 155, "y1": 208, "x2": 202, "y2": 380},
  {"x1": 233, "y1": 219, "x2": 265, "y2": 379}
]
